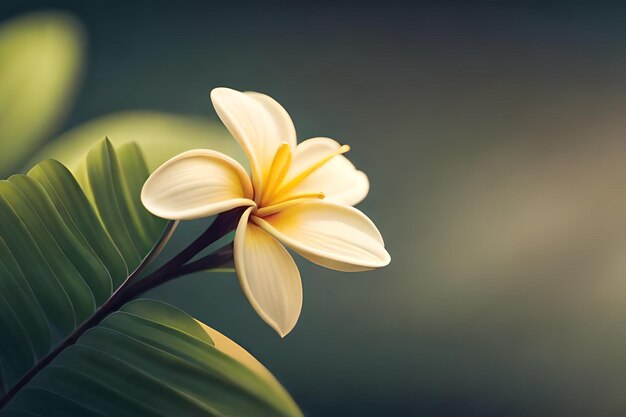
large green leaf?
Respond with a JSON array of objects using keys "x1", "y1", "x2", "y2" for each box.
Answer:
[
  {"x1": 0, "y1": 140, "x2": 301, "y2": 416},
  {"x1": 1, "y1": 299, "x2": 301, "y2": 417},
  {"x1": 0, "y1": 12, "x2": 84, "y2": 176}
]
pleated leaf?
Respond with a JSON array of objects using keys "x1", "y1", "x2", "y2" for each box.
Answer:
[
  {"x1": 1, "y1": 300, "x2": 302, "y2": 417},
  {"x1": 0, "y1": 139, "x2": 166, "y2": 391}
]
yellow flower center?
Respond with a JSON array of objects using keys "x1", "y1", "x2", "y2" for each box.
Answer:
[{"x1": 252, "y1": 143, "x2": 350, "y2": 217}]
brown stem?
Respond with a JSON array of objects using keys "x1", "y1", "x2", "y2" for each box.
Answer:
[
  {"x1": 154, "y1": 207, "x2": 243, "y2": 274},
  {"x1": 121, "y1": 244, "x2": 234, "y2": 300}
]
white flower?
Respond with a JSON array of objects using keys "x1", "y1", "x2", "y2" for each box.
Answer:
[{"x1": 141, "y1": 87, "x2": 391, "y2": 336}]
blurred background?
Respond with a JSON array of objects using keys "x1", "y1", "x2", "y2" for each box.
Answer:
[{"x1": 3, "y1": 1, "x2": 626, "y2": 416}]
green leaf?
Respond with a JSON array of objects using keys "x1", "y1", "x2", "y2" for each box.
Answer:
[
  {"x1": 0, "y1": 139, "x2": 167, "y2": 385},
  {"x1": 0, "y1": 12, "x2": 84, "y2": 177},
  {"x1": 27, "y1": 111, "x2": 247, "y2": 173},
  {"x1": 0, "y1": 140, "x2": 302, "y2": 416},
  {"x1": 2, "y1": 300, "x2": 302, "y2": 417}
]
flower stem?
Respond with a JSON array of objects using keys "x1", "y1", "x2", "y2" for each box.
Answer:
[
  {"x1": 152, "y1": 207, "x2": 243, "y2": 275},
  {"x1": 121, "y1": 243, "x2": 234, "y2": 300}
]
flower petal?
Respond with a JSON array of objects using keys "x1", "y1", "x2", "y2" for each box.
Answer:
[
  {"x1": 234, "y1": 207, "x2": 303, "y2": 337},
  {"x1": 284, "y1": 137, "x2": 369, "y2": 206},
  {"x1": 245, "y1": 92, "x2": 297, "y2": 149},
  {"x1": 211, "y1": 87, "x2": 296, "y2": 199},
  {"x1": 141, "y1": 149, "x2": 255, "y2": 220},
  {"x1": 253, "y1": 201, "x2": 390, "y2": 272}
]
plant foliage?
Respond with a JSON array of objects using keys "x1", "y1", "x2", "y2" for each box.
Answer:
[{"x1": 0, "y1": 140, "x2": 301, "y2": 417}]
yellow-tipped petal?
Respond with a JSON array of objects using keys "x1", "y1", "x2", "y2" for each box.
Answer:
[
  {"x1": 234, "y1": 207, "x2": 303, "y2": 337},
  {"x1": 253, "y1": 201, "x2": 390, "y2": 272},
  {"x1": 141, "y1": 149, "x2": 255, "y2": 220},
  {"x1": 276, "y1": 137, "x2": 369, "y2": 206},
  {"x1": 210, "y1": 87, "x2": 296, "y2": 199}
]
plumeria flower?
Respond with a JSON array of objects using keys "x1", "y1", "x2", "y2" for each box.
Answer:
[{"x1": 141, "y1": 87, "x2": 391, "y2": 336}]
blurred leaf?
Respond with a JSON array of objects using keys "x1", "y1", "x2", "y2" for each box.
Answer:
[
  {"x1": 0, "y1": 140, "x2": 300, "y2": 416},
  {"x1": 28, "y1": 111, "x2": 247, "y2": 173},
  {"x1": 0, "y1": 12, "x2": 84, "y2": 176}
]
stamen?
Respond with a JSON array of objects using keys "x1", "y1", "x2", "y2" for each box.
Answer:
[
  {"x1": 255, "y1": 192, "x2": 324, "y2": 217},
  {"x1": 271, "y1": 144, "x2": 350, "y2": 201},
  {"x1": 260, "y1": 143, "x2": 292, "y2": 206}
]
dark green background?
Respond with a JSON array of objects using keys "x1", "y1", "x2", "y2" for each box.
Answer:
[{"x1": 4, "y1": 1, "x2": 626, "y2": 415}]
